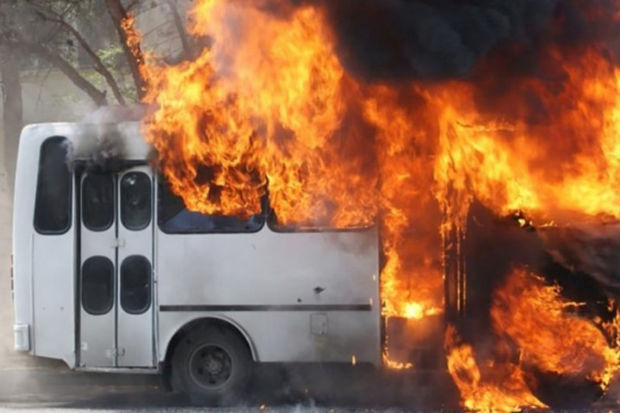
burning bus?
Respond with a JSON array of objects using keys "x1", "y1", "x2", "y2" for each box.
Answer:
[
  {"x1": 12, "y1": 121, "x2": 382, "y2": 404},
  {"x1": 11, "y1": 0, "x2": 620, "y2": 409}
]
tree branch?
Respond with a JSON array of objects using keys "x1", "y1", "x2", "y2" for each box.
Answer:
[
  {"x1": 18, "y1": 41, "x2": 108, "y2": 106},
  {"x1": 126, "y1": 0, "x2": 140, "y2": 13},
  {"x1": 35, "y1": 11, "x2": 126, "y2": 105}
]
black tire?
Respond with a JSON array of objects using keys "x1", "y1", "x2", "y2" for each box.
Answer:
[
  {"x1": 171, "y1": 325, "x2": 253, "y2": 406},
  {"x1": 524, "y1": 368, "x2": 603, "y2": 409}
]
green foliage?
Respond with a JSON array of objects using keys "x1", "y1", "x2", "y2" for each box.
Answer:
[
  {"x1": 98, "y1": 45, "x2": 124, "y2": 68},
  {"x1": 1, "y1": 0, "x2": 190, "y2": 106}
]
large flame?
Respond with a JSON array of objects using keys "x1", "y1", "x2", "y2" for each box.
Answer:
[
  {"x1": 433, "y1": 48, "x2": 620, "y2": 227},
  {"x1": 445, "y1": 325, "x2": 547, "y2": 412},
  {"x1": 140, "y1": 0, "x2": 445, "y2": 321},
  {"x1": 446, "y1": 268, "x2": 620, "y2": 411},
  {"x1": 492, "y1": 268, "x2": 620, "y2": 389},
  {"x1": 143, "y1": 3, "x2": 376, "y2": 226},
  {"x1": 128, "y1": 0, "x2": 620, "y2": 408}
]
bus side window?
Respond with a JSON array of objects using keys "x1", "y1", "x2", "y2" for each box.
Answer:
[
  {"x1": 120, "y1": 172, "x2": 152, "y2": 231},
  {"x1": 157, "y1": 176, "x2": 265, "y2": 233},
  {"x1": 34, "y1": 137, "x2": 72, "y2": 234},
  {"x1": 82, "y1": 173, "x2": 114, "y2": 231},
  {"x1": 81, "y1": 256, "x2": 114, "y2": 315},
  {"x1": 120, "y1": 255, "x2": 152, "y2": 314}
]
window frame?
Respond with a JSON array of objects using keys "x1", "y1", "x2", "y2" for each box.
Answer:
[
  {"x1": 33, "y1": 136, "x2": 73, "y2": 235},
  {"x1": 156, "y1": 176, "x2": 266, "y2": 235}
]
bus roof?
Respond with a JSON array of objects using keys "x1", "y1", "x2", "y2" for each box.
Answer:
[{"x1": 20, "y1": 121, "x2": 151, "y2": 161}]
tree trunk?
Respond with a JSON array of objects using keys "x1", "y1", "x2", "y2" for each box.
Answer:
[{"x1": 1, "y1": 50, "x2": 23, "y2": 189}]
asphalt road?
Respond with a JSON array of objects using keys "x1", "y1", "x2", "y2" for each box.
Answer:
[{"x1": 0, "y1": 361, "x2": 458, "y2": 410}]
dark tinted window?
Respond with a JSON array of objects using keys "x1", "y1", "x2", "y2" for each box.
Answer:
[
  {"x1": 121, "y1": 172, "x2": 151, "y2": 230},
  {"x1": 158, "y1": 178, "x2": 264, "y2": 233},
  {"x1": 81, "y1": 256, "x2": 114, "y2": 315},
  {"x1": 120, "y1": 255, "x2": 151, "y2": 314},
  {"x1": 82, "y1": 173, "x2": 114, "y2": 231},
  {"x1": 34, "y1": 137, "x2": 72, "y2": 233}
]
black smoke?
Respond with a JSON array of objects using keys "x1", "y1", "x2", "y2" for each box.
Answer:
[
  {"x1": 325, "y1": 0, "x2": 555, "y2": 79},
  {"x1": 274, "y1": 0, "x2": 620, "y2": 80}
]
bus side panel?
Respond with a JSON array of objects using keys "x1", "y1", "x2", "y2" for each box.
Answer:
[
  {"x1": 13, "y1": 124, "x2": 77, "y2": 367},
  {"x1": 157, "y1": 227, "x2": 381, "y2": 365},
  {"x1": 159, "y1": 311, "x2": 380, "y2": 364},
  {"x1": 32, "y1": 233, "x2": 76, "y2": 364},
  {"x1": 12, "y1": 127, "x2": 39, "y2": 353}
]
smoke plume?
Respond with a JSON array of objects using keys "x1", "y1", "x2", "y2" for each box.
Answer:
[{"x1": 312, "y1": 0, "x2": 620, "y2": 80}]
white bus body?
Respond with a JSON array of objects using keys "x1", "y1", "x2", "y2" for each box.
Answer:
[{"x1": 12, "y1": 122, "x2": 381, "y2": 399}]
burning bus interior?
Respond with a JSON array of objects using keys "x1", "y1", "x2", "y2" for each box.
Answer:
[{"x1": 2, "y1": 0, "x2": 620, "y2": 410}]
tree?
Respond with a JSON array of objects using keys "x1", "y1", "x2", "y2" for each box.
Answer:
[
  {"x1": 1, "y1": 0, "x2": 126, "y2": 107},
  {"x1": 0, "y1": 0, "x2": 193, "y2": 178},
  {"x1": 0, "y1": 0, "x2": 118, "y2": 179},
  {"x1": 1, "y1": 0, "x2": 194, "y2": 105},
  {"x1": 1, "y1": 46, "x2": 22, "y2": 186}
]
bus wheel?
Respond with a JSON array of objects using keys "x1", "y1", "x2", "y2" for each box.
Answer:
[
  {"x1": 524, "y1": 367, "x2": 603, "y2": 409},
  {"x1": 171, "y1": 326, "x2": 253, "y2": 405}
]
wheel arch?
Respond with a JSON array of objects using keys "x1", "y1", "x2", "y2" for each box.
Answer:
[{"x1": 162, "y1": 316, "x2": 258, "y2": 369}]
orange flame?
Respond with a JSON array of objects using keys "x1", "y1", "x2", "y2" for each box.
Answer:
[
  {"x1": 141, "y1": 0, "x2": 444, "y2": 322},
  {"x1": 144, "y1": 3, "x2": 376, "y2": 226},
  {"x1": 132, "y1": 0, "x2": 620, "y2": 406},
  {"x1": 492, "y1": 268, "x2": 620, "y2": 389},
  {"x1": 363, "y1": 85, "x2": 444, "y2": 319},
  {"x1": 433, "y1": 49, "x2": 620, "y2": 227},
  {"x1": 446, "y1": 268, "x2": 620, "y2": 411},
  {"x1": 445, "y1": 325, "x2": 547, "y2": 412},
  {"x1": 121, "y1": 13, "x2": 150, "y2": 88}
]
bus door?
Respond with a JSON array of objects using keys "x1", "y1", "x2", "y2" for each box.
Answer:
[{"x1": 78, "y1": 166, "x2": 154, "y2": 368}]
